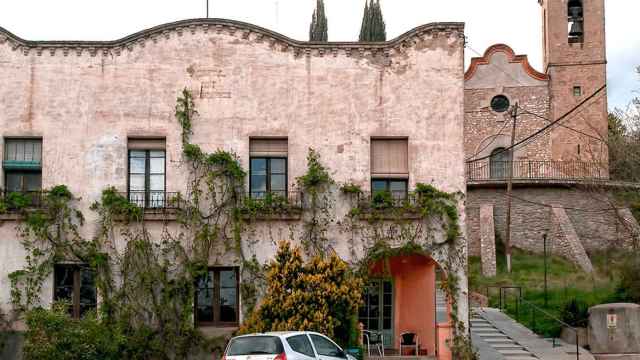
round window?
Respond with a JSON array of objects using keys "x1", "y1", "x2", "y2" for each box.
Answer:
[{"x1": 490, "y1": 95, "x2": 510, "y2": 113}]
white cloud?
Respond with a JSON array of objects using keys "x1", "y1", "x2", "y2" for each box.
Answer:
[{"x1": 0, "y1": 0, "x2": 637, "y2": 109}]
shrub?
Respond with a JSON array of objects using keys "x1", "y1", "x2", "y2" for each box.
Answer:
[
  {"x1": 561, "y1": 299, "x2": 590, "y2": 327},
  {"x1": 23, "y1": 304, "x2": 123, "y2": 360},
  {"x1": 614, "y1": 256, "x2": 640, "y2": 303},
  {"x1": 239, "y1": 241, "x2": 363, "y2": 346}
]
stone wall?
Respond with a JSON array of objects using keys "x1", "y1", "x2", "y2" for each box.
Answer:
[
  {"x1": 467, "y1": 186, "x2": 635, "y2": 257},
  {"x1": 464, "y1": 45, "x2": 551, "y2": 162}
]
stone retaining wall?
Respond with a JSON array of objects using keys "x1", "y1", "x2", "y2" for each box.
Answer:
[{"x1": 467, "y1": 185, "x2": 636, "y2": 257}]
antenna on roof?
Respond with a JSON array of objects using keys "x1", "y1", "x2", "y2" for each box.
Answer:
[{"x1": 206, "y1": 0, "x2": 210, "y2": 18}]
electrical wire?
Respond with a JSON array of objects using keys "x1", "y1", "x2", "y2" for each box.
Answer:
[
  {"x1": 465, "y1": 40, "x2": 608, "y2": 161},
  {"x1": 466, "y1": 84, "x2": 607, "y2": 163},
  {"x1": 465, "y1": 118, "x2": 513, "y2": 161}
]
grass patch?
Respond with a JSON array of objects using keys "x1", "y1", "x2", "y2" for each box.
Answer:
[{"x1": 470, "y1": 247, "x2": 624, "y2": 337}]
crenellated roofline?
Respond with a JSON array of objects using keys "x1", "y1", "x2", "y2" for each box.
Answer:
[
  {"x1": 0, "y1": 18, "x2": 464, "y2": 57},
  {"x1": 465, "y1": 43, "x2": 549, "y2": 82}
]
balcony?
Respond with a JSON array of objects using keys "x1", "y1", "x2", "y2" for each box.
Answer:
[
  {"x1": 466, "y1": 160, "x2": 608, "y2": 186},
  {"x1": 0, "y1": 190, "x2": 48, "y2": 220},
  {"x1": 349, "y1": 191, "x2": 424, "y2": 220},
  {"x1": 242, "y1": 191, "x2": 303, "y2": 220},
  {"x1": 121, "y1": 191, "x2": 184, "y2": 211}
]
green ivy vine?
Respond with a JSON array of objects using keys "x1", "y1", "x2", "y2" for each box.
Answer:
[{"x1": 5, "y1": 87, "x2": 474, "y2": 359}]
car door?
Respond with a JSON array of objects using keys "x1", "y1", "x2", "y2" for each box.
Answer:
[
  {"x1": 308, "y1": 334, "x2": 346, "y2": 360},
  {"x1": 285, "y1": 334, "x2": 318, "y2": 360}
]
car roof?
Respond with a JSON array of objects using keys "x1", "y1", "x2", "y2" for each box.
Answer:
[{"x1": 232, "y1": 331, "x2": 323, "y2": 338}]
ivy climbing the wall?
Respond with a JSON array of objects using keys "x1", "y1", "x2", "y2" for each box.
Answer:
[{"x1": 5, "y1": 87, "x2": 474, "y2": 359}]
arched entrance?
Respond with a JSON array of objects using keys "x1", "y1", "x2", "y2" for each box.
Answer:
[{"x1": 359, "y1": 253, "x2": 451, "y2": 358}]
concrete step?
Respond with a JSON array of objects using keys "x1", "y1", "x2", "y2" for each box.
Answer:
[
  {"x1": 492, "y1": 343, "x2": 526, "y2": 350},
  {"x1": 498, "y1": 349, "x2": 535, "y2": 356},
  {"x1": 484, "y1": 338, "x2": 518, "y2": 344},
  {"x1": 472, "y1": 327, "x2": 502, "y2": 332},
  {"x1": 477, "y1": 332, "x2": 509, "y2": 338}
]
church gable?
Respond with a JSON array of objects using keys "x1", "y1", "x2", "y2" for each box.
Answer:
[{"x1": 464, "y1": 44, "x2": 548, "y2": 89}]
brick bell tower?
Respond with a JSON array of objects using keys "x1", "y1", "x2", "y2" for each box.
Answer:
[{"x1": 539, "y1": 0, "x2": 608, "y2": 164}]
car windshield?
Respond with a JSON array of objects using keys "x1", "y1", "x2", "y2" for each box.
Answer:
[{"x1": 227, "y1": 336, "x2": 284, "y2": 356}]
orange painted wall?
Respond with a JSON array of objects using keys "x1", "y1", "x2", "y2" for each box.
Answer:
[{"x1": 370, "y1": 255, "x2": 437, "y2": 356}]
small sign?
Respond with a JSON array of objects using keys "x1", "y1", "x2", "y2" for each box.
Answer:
[{"x1": 607, "y1": 313, "x2": 617, "y2": 329}]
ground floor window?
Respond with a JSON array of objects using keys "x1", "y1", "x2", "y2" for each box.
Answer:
[
  {"x1": 195, "y1": 267, "x2": 239, "y2": 326},
  {"x1": 53, "y1": 264, "x2": 97, "y2": 319}
]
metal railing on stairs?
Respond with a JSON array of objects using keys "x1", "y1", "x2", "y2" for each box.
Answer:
[{"x1": 486, "y1": 286, "x2": 583, "y2": 360}]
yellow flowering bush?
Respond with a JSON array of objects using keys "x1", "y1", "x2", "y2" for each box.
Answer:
[{"x1": 239, "y1": 241, "x2": 363, "y2": 345}]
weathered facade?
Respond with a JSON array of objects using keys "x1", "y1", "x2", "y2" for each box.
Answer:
[
  {"x1": 464, "y1": 0, "x2": 636, "y2": 275},
  {"x1": 0, "y1": 19, "x2": 467, "y2": 359}
]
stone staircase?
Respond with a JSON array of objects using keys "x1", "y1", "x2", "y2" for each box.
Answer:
[{"x1": 471, "y1": 316, "x2": 538, "y2": 359}]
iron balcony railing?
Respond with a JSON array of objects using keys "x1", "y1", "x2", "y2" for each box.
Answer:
[
  {"x1": 466, "y1": 160, "x2": 607, "y2": 182},
  {"x1": 354, "y1": 191, "x2": 418, "y2": 210},
  {"x1": 1, "y1": 190, "x2": 48, "y2": 211},
  {"x1": 247, "y1": 191, "x2": 303, "y2": 209},
  {"x1": 121, "y1": 190, "x2": 303, "y2": 211},
  {"x1": 123, "y1": 191, "x2": 184, "y2": 210}
]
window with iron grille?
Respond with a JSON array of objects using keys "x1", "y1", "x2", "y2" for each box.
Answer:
[
  {"x1": 195, "y1": 267, "x2": 239, "y2": 327},
  {"x1": 3, "y1": 138, "x2": 42, "y2": 193},
  {"x1": 128, "y1": 138, "x2": 166, "y2": 208},
  {"x1": 249, "y1": 138, "x2": 288, "y2": 199},
  {"x1": 53, "y1": 264, "x2": 97, "y2": 319}
]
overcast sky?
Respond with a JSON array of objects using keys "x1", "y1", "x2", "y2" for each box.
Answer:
[{"x1": 0, "y1": 0, "x2": 637, "y2": 110}]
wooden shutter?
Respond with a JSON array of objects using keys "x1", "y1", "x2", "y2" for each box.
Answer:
[
  {"x1": 128, "y1": 138, "x2": 166, "y2": 150},
  {"x1": 250, "y1": 138, "x2": 288, "y2": 157},
  {"x1": 371, "y1": 138, "x2": 409, "y2": 177}
]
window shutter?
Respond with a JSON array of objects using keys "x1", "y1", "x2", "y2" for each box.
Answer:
[
  {"x1": 128, "y1": 138, "x2": 166, "y2": 150},
  {"x1": 371, "y1": 139, "x2": 409, "y2": 177},
  {"x1": 250, "y1": 138, "x2": 288, "y2": 157}
]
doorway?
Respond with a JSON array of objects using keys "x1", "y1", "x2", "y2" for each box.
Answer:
[{"x1": 359, "y1": 279, "x2": 394, "y2": 348}]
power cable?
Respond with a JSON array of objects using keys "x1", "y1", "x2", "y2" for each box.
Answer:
[
  {"x1": 465, "y1": 118, "x2": 512, "y2": 161},
  {"x1": 466, "y1": 84, "x2": 607, "y2": 163},
  {"x1": 465, "y1": 40, "x2": 608, "y2": 160}
]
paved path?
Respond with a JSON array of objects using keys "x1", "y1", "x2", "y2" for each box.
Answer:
[{"x1": 471, "y1": 307, "x2": 594, "y2": 360}]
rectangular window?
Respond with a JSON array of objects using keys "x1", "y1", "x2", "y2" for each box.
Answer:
[
  {"x1": 371, "y1": 138, "x2": 409, "y2": 178},
  {"x1": 53, "y1": 264, "x2": 97, "y2": 319},
  {"x1": 3, "y1": 138, "x2": 42, "y2": 193},
  {"x1": 195, "y1": 267, "x2": 239, "y2": 326},
  {"x1": 573, "y1": 86, "x2": 582, "y2": 97},
  {"x1": 249, "y1": 138, "x2": 287, "y2": 199},
  {"x1": 127, "y1": 138, "x2": 166, "y2": 208}
]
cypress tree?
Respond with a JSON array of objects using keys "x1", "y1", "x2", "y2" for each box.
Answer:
[
  {"x1": 309, "y1": 0, "x2": 328, "y2": 42},
  {"x1": 359, "y1": 0, "x2": 386, "y2": 42}
]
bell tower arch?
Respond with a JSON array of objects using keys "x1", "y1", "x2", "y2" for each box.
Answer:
[{"x1": 538, "y1": 0, "x2": 608, "y2": 163}]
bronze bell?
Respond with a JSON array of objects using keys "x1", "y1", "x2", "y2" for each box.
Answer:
[
  {"x1": 568, "y1": 6, "x2": 584, "y2": 38},
  {"x1": 569, "y1": 19, "x2": 584, "y2": 38}
]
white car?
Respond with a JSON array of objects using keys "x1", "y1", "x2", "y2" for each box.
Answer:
[{"x1": 223, "y1": 331, "x2": 358, "y2": 360}]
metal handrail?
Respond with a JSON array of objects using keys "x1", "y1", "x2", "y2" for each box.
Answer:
[
  {"x1": 1, "y1": 190, "x2": 48, "y2": 210},
  {"x1": 492, "y1": 286, "x2": 582, "y2": 360},
  {"x1": 467, "y1": 160, "x2": 607, "y2": 182}
]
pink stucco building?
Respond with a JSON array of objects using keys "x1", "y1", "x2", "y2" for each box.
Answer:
[{"x1": 0, "y1": 18, "x2": 468, "y2": 359}]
